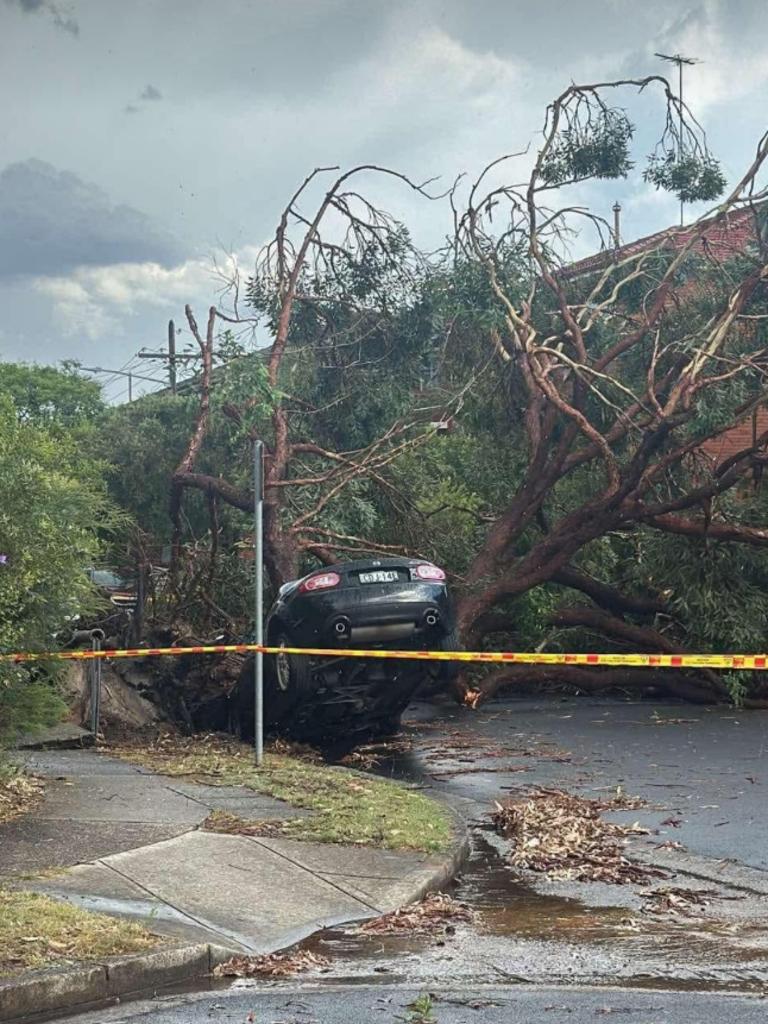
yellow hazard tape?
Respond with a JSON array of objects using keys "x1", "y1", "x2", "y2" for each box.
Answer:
[{"x1": 0, "y1": 644, "x2": 766, "y2": 670}]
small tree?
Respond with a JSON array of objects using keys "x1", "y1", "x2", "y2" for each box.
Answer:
[{"x1": 0, "y1": 398, "x2": 114, "y2": 741}]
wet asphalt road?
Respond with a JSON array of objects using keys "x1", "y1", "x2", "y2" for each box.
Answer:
[
  {"x1": 47, "y1": 983, "x2": 768, "y2": 1024},
  {"x1": 388, "y1": 695, "x2": 768, "y2": 870}
]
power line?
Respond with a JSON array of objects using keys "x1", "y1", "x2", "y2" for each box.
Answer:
[
  {"x1": 80, "y1": 365, "x2": 167, "y2": 386},
  {"x1": 80, "y1": 365, "x2": 168, "y2": 404}
]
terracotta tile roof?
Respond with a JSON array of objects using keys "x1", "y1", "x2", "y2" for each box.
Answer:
[{"x1": 564, "y1": 204, "x2": 763, "y2": 280}]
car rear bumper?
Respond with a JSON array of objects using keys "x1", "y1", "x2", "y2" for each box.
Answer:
[{"x1": 279, "y1": 582, "x2": 454, "y2": 648}]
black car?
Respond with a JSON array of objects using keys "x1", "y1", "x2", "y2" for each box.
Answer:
[{"x1": 235, "y1": 557, "x2": 458, "y2": 750}]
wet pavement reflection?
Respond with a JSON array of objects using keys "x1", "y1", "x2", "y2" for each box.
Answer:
[{"x1": 291, "y1": 835, "x2": 768, "y2": 993}]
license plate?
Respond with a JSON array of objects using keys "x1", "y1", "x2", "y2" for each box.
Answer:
[{"x1": 359, "y1": 570, "x2": 399, "y2": 584}]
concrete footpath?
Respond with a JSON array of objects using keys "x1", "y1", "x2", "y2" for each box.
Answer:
[
  {"x1": 0, "y1": 747, "x2": 467, "y2": 1021},
  {"x1": 1, "y1": 748, "x2": 466, "y2": 950}
]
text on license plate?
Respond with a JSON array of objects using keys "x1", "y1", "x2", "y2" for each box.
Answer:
[{"x1": 359, "y1": 570, "x2": 399, "y2": 584}]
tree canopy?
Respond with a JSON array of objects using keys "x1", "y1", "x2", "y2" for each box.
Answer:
[
  {"x1": 41, "y1": 73, "x2": 768, "y2": 709},
  {"x1": 0, "y1": 362, "x2": 103, "y2": 428}
]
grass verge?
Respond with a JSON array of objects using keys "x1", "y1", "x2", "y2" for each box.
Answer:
[
  {"x1": 0, "y1": 890, "x2": 159, "y2": 976},
  {"x1": 0, "y1": 763, "x2": 43, "y2": 824},
  {"x1": 111, "y1": 735, "x2": 452, "y2": 853}
]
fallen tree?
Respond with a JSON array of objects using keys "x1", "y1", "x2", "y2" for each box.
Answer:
[
  {"x1": 449, "y1": 75, "x2": 768, "y2": 704},
  {"x1": 108, "y1": 75, "x2": 768, "y2": 710}
]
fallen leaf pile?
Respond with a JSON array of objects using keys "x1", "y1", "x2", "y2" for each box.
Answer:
[
  {"x1": 360, "y1": 892, "x2": 475, "y2": 934},
  {"x1": 214, "y1": 950, "x2": 329, "y2": 978},
  {"x1": 0, "y1": 770, "x2": 43, "y2": 823},
  {"x1": 492, "y1": 788, "x2": 663, "y2": 884}
]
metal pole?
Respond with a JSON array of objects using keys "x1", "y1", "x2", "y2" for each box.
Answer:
[
  {"x1": 679, "y1": 59, "x2": 684, "y2": 227},
  {"x1": 89, "y1": 630, "x2": 104, "y2": 735},
  {"x1": 128, "y1": 372, "x2": 133, "y2": 403},
  {"x1": 168, "y1": 320, "x2": 177, "y2": 395},
  {"x1": 253, "y1": 440, "x2": 264, "y2": 765}
]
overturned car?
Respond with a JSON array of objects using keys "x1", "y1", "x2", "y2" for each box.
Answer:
[{"x1": 234, "y1": 557, "x2": 458, "y2": 750}]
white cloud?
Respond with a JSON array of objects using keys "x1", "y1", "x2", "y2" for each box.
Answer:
[
  {"x1": 33, "y1": 248, "x2": 261, "y2": 341},
  {"x1": 654, "y1": 0, "x2": 768, "y2": 113}
]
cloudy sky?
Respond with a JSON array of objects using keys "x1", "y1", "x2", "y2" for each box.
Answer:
[{"x1": 1, "y1": 0, "x2": 767, "y2": 401}]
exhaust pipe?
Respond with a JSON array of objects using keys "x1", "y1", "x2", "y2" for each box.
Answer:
[
  {"x1": 332, "y1": 616, "x2": 351, "y2": 639},
  {"x1": 424, "y1": 608, "x2": 440, "y2": 627}
]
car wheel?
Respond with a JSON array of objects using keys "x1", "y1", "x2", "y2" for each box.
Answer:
[
  {"x1": 233, "y1": 632, "x2": 312, "y2": 741},
  {"x1": 427, "y1": 626, "x2": 462, "y2": 681},
  {"x1": 265, "y1": 632, "x2": 312, "y2": 727}
]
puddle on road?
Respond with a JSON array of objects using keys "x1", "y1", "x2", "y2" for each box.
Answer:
[{"x1": 290, "y1": 836, "x2": 768, "y2": 992}]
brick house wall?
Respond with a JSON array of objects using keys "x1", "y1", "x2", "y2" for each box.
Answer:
[
  {"x1": 700, "y1": 407, "x2": 768, "y2": 468},
  {"x1": 566, "y1": 205, "x2": 766, "y2": 475}
]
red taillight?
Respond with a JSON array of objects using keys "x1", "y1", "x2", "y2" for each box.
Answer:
[
  {"x1": 414, "y1": 563, "x2": 446, "y2": 581},
  {"x1": 299, "y1": 571, "x2": 341, "y2": 593}
]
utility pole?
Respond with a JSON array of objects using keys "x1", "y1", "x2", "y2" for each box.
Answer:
[
  {"x1": 656, "y1": 52, "x2": 698, "y2": 226},
  {"x1": 137, "y1": 319, "x2": 196, "y2": 394}
]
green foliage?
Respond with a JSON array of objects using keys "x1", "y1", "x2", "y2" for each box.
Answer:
[
  {"x1": 392, "y1": 430, "x2": 523, "y2": 572},
  {"x1": 637, "y1": 530, "x2": 768, "y2": 653},
  {"x1": 643, "y1": 152, "x2": 726, "y2": 203},
  {"x1": 0, "y1": 678, "x2": 67, "y2": 745},
  {"x1": 0, "y1": 397, "x2": 115, "y2": 742},
  {"x1": 95, "y1": 393, "x2": 200, "y2": 542},
  {"x1": 214, "y1": 333, "x2": 279, "y2": 445},
  {"x1": 540, "y1": 108, "x2": 634, "y2": 185},
  {"x1": 0, "y1": 362, "x2": 103, "y2": 429},
  {"x1": 406, "y1": 994, "x2": 437, "y2": 1024}
]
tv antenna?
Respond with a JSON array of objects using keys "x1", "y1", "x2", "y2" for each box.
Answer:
[{"x1": 656, "y1": 52, "x2": 700, "y2": 225}]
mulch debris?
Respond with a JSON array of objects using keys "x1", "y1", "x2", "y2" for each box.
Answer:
[
  {"x1": 0, "y1": 770, "x2": 43, "y2": 823},
  {"x1": 492, "y1": 787, "x2": 666, "y2": 884},
  {"x1": 201, "y1": 810, "x2": 288, "y2": 838},
  {"x1": 640, "y1": 886, "x2": 743, "y2": 915},
  {"x1": 654, "y1": 839, "x2": 687, "y2": 852}
]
